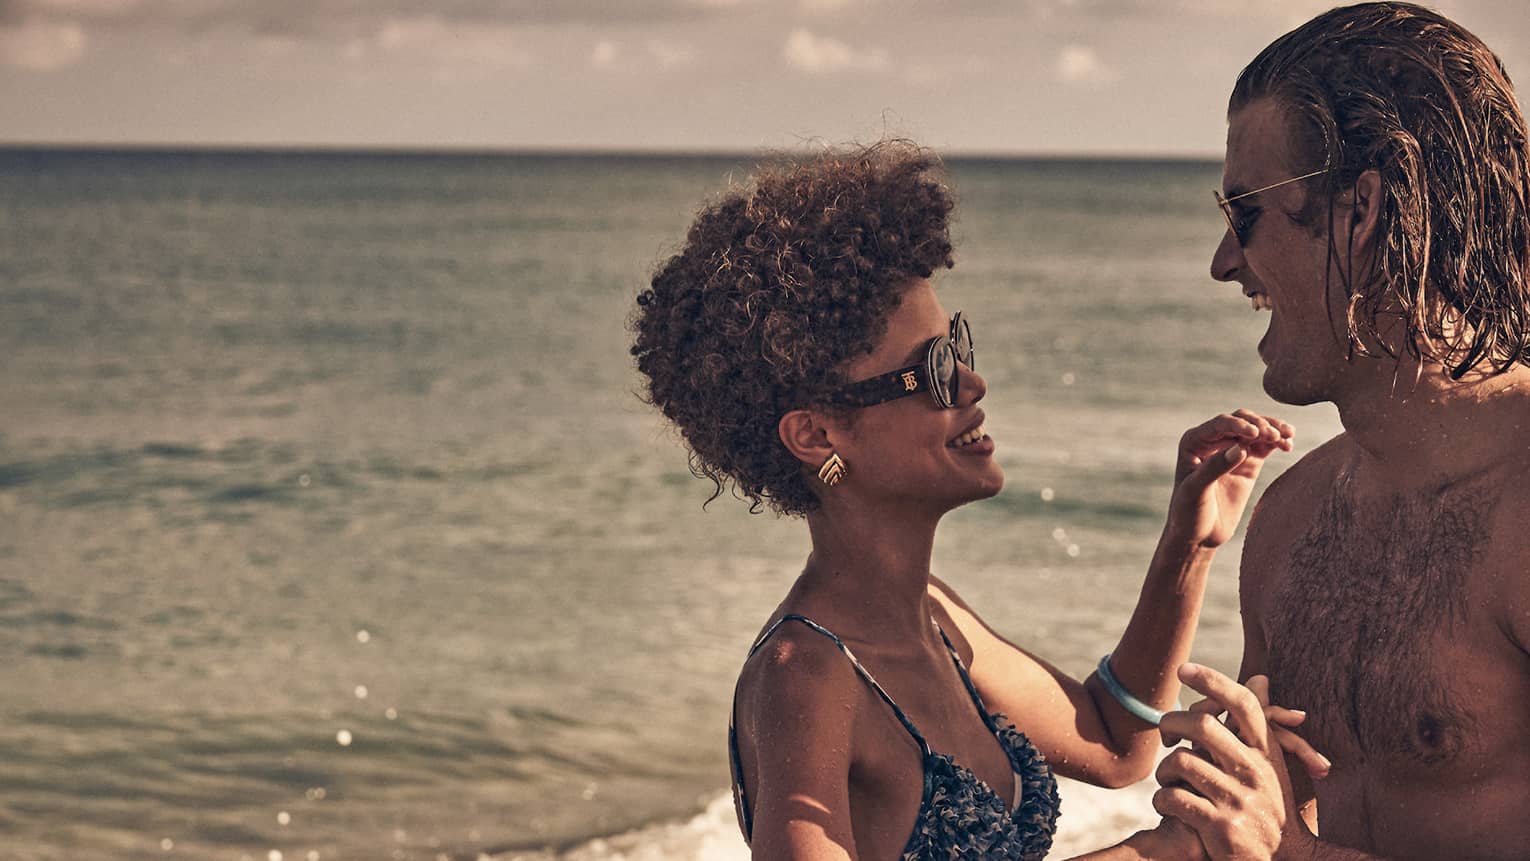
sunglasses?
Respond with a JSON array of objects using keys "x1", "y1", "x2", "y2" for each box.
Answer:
[
  {"x1": 1214, "y1": 167, "x2": 1328, "y2": 245},
  {"x1": 824, "y1": 312, "x2": 974, "y2": 410}
]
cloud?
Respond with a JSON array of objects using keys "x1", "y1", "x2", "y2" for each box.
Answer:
[
  {"x1": 645, "y1": 38, "x2": 693, "y2": 67},
  {"x1": 0, "y1": 18, "x2": 87, "y2": 69},
  {"x1": 365, "y1": 15, "x2": 527, "y2": 69},
  {"x1": 797, "y1": 0, "x2": 861, "y2": 12},
  {"x1": 781, "y1": 28, "x2": 885, "y2": 74},
  {"x1": 591, "y1": 38, "x2": 617, "y2": 67},
  {"x1": 1056, "y1": 43, "x2": 1116, "y2": 84},
  {"x1": 0, "y1": 0, "x2": 749, "y2": 35}
]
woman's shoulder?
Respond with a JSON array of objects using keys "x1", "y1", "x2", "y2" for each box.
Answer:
[
  {"x1": 733, "y1": 614, "x2": 867, "y2": 760},
  {"x1": 736, "y1": 615, "x2": 863, "y2": 713}
]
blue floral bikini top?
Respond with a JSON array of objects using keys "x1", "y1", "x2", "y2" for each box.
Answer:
[{"x1": 728, "y1": 614, "x2": 1061, "y2": 861}]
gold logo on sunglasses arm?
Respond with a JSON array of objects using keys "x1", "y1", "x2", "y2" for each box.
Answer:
[
  {"x1": 817, "y1": 453, "x2": 847, "y2": 486},
  {"x1": 900, "y1": 372, "x2": 919, "y2": 391}
]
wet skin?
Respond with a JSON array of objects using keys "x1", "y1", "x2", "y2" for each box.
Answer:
[{"x1": 1204, "y1": 98, "x2": 1530, "y2": 860}]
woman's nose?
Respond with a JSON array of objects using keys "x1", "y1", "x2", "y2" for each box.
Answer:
[{"x1": 957, "y1": 363, "x2": 986, "y2": 406}]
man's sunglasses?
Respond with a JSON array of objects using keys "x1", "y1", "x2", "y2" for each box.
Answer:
[
  {"x1": 823, "y1": 312, "x2": 974, "y2": 410},
  {"x1": 1214, "y1": 167, "x2": 1328, "y2": 245}
]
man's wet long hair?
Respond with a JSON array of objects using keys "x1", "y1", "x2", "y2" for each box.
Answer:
[{"x1": 1233, "y1": 1, "x2": 1530, "y2": 378}]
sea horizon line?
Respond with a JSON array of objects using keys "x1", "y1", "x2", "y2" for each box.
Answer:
[{"x1": 0, "y1": 140, "x2": 1221, "y2": 165}]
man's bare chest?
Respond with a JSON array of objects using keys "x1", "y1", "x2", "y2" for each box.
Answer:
[{"x1": 1259, "y1": 486, "x2": 1497, "y2": 767}]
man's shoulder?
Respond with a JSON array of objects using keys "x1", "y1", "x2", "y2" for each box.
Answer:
[
  {"x1": 1238, "y1": 433, "x2": 1355, "y2": 599},
  {"x1": 1252, "y1": 432, "x2": 1354, "y2": 522}
]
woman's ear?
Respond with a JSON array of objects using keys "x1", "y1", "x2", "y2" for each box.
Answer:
[{"x1": 778, "y1": 409, "x2": 838, "y2": 467}]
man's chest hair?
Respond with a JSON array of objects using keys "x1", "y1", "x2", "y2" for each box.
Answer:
[{"x1": 1264, "y1": 483, "x2": 1497, "y2": 765}]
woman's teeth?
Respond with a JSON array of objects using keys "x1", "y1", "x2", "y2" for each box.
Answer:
[
  {"x1": 1251, "y1": 294, "x2": 1273, "y2": 311},
  {"x1": 952, "y1": 425, "x2": 986, "y2": 448}
]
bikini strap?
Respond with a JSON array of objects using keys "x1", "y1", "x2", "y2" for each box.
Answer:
[
  {"x1": 747, "y1": 614, "x2": 932, "y2": 754},
  {"x1": 728, "y1": 614, "x2": 933, "y2": 843},
  {"x1": 934, "y1": 620, "x2": 1001, "y2": 733}
]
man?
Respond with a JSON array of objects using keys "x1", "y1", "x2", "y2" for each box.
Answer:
[{"x1": 1150, "y1": 3, "x2": 1530, "y2": 860}]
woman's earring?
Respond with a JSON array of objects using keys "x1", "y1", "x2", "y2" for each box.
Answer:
[{"x1": 817, "y1": 452, "x2": 848, "y2": 486}]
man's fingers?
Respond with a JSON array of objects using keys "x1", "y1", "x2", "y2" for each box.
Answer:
[
  {"x1": 1178, "y1": 663, "x2": 1271, "y2": 751},
  {"x1": 1187, "y1": 696, "x2": 1225, "y2": 718},
  {"x1": 1152, "y1": 785, "x2": 1219, "y2": 837},
  {"x1": 1158, "y1": 708, "x2": 1247, "y2": 770},
  {"x1": 1156, "y1": 749, "x2": 1240, "y2": 803},
  {"x1": 1272, "y1": 725, "x2": 1332, "y2": 780},
  {"x1": 1245, "y1": 675, "x2": 1272, "y2": 707}
]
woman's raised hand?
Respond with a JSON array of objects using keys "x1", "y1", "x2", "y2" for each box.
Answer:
[{"x1": 1164, "y1": 409, "x2": 1293, "y2": 548}]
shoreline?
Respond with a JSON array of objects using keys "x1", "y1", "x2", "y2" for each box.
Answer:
[{"x1": 503, "y1": 772, "x2": 1164, "y2": 860}]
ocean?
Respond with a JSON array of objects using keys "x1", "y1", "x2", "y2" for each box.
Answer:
[{"x1": 0, "y1": 148, "x2": 1341, "y2": 860}]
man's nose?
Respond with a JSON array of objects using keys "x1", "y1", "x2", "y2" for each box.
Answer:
[{"x1": 1211, "y1": 229, "x2": 1243, "y2": 283}]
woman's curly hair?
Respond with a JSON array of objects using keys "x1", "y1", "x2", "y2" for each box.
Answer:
[
  {"x1": 630, "y1": 140, "x2": 955, "y2": 516},
  {"x1": 1233, "y1": 1, "x2": 1530, "y2": 378}
]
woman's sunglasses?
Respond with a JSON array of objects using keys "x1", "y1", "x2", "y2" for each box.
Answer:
[{"x1": 824, "y1": 312, "x2": 974, "y2": 410}]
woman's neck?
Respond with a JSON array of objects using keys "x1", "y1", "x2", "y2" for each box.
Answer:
[{"x1": 797, "y1": 500, "x2": 942, "y2": 642}]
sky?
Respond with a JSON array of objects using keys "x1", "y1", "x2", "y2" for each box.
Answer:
[{"x1": 2, "y1": 0, "x2": 1527, "y2": 156}]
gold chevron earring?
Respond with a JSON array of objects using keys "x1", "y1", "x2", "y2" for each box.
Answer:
[{"x1": 817, "y1": 452, "x2": 848, "y2": 487}]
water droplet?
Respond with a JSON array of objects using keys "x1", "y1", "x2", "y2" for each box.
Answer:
[
  {"x1": 356, "y1": 630, "x2": 371, "y2": 644},
  {"x1": 268, "y1": 852, "x2": 284, "y2": 861},
  {"x1": 1061, "y1": 372, "x2": 1076, "y2": 386},
  {"x1": 394, "y1": 829, "x2": 408, "y2": 843},
  {"x1": 1040, "y1": 487, "x2": 1054, "y2": 502},
  {"x1": 160, "y1": 838, "x2": 174, "y2": 851},
  {"x1": 298, "y1": 474, "x2": 311, "y2": 487},
  {"x1": 1066, "y1": 543, "x2": 1080, "y2": 557},
  {"x1": 336, "y1": 730, "x2": 353, "y2": 746},
  {"x1": 384, "y1": 707, "x2": 398, "y2": 720},
  {"x1": 306, "y1": 852, "x2": 320, "y2": 861},
  {"x1": 1051, "y1": 527, "x2": 1067, "y2": 542},
  {"x1": 354, "y1": 685, "x2": 368, "y2": 700},
  {"x1": 277, "y1": 811, "x2": 291, "y2": 826},
  {"x1": 581, "y1": 782, "x2": 598, "y2": 800}
]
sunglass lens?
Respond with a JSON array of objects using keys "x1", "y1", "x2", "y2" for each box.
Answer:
[
  {"x1": 953, "y1": 318, "x2": 973, "y2": 370},
  {"x1": 930, "y1": 340, "x2": 956, "y2": 407}
]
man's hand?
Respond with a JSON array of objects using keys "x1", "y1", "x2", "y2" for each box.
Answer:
[
  {"x1": 1166, "y1": 410, "x2": 1293, "y2": 548},
  {"x1": 1151, "y1": 664, "x2": 1321, "y2": 861}
]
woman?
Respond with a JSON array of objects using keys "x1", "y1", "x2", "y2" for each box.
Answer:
[{"x1": 630, "y1": 142, "x2": 1302, "y2": 860}]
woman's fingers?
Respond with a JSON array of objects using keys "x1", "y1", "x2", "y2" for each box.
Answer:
[
  {"x1": 1180, "y1": 412, "x2": 1295, "y2": 466},
  {"x1": 1272, "y1": 724, "x2": 1332, "y2": 780},
  {"x1": 1267, "y1": 705, "x2": 1307, "y2": 727}
]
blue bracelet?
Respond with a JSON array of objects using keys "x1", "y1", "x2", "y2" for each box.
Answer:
[{"x1": 1096, "y1": 654, "x2": 1166, "y2": 726}]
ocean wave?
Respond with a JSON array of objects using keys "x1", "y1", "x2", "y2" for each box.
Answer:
[{"x1": 502, "y1": 771, "x2": 1165, "y2": 861}]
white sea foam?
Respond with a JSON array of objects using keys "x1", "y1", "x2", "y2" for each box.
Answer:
[{"x1": 518, "y1": 773, "x2": 1162, "y2": 861}]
